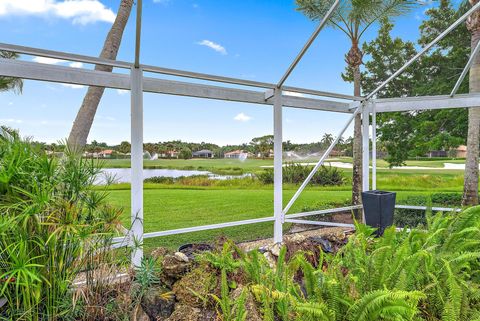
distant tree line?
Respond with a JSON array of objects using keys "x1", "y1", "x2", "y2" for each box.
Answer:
[{"x1": 34, "y1": 133, "x2": 354, "y2": 159}]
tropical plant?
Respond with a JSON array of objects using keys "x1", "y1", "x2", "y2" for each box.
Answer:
[
  {"x1": 68, "y1": 0, "x2": 134, "y2": 147},
  {"x1": 296, "y1": 0, "x2": 420, "y2": 207},
  {"x1": 206, "y1": 205, "x2": 480, "y2": 320},
  {"x1": 257, "y1": 162, "x2": 345, "y2": 186},
  {"x1": 0, "y1": 128, "x2": 125, "y2": 321}
]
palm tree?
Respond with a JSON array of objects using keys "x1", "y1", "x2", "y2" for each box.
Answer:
[
  {"x1": 0, "y1": 51, "x2": 23, "y2": 94},
  {"x1": 464, "y1": 0, "x2": 480, "y2": 205},
  {"x1": 296, "y1": 0, "x2": 419, "y2": 205},
  {"x1": 68, "y1": 0, "x2": 134, "y2": 147},
  {"x1": 321, "y1": 133, "x2": 334, "y2": 147}
]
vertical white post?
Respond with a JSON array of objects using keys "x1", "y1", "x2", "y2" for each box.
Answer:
[
  {"x1": 131, "y1": 67, "x2": 144, "y2": 266},
  {"x1": 372, "y1": 103, "x2": 377, "y2": 190},
  {"x1": 362, "y1": 106, "x2": 370, "y2": 193},
  {"x1": 273, "y1": 88, "x2": 283, "y2": 243}
]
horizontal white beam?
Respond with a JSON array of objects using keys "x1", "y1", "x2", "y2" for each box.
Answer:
[
  {"x1": 285, "y1": 219, "x2": 355, "y2": 228},
  {"x1": 285, "y1": 205, "x2": 362, "y2": 220},
  {"x1": 374, "y1": 94, "x2": 480, "y2": 113},
  {"x1": 0, "y1": 58, "x2": 351, "y2": 113},
  {"x1": 395, "y1": 205, "x2": 461, "y2": 212},
  {"x1": 0, "y1": 42, "x2": 361, "y2": 101},
  {"x1": 143, "y1": 216, "x2": 275, "y2": 238}
]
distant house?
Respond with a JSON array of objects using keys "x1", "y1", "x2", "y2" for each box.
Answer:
[
  {"x1": 456, "y1": 145, "x2": 467, "y2": 158},
  {"x1": 426, "y1": 146, "x2": 468, "y2": 158},
  {"x1": 98, "y1": 149, "x2": 114, "y2": 158},
  {"x1": 159, "y1": 150, "x2": 179, "y2": 159},
  {"x1": 426, "y1": 150, "x2": 448, "y2": 158},
  {"x1": 224, "y1": 150, "x2": 245, "y2": 159},
  {"x1": 192, "y1": 149, "x2": 214, "y2": 158}
]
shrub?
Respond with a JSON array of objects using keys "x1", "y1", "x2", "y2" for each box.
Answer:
[
  {"x1": 0, "y1": 129, "x2": 124, "y2": 320},
  {"x1": 257, "y1": 163, "x2": 345, "y2": 186}
]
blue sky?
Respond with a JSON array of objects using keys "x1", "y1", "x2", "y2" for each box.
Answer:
[{"x1": 0, "y1": 0, "x2": 450, "y2": 145}]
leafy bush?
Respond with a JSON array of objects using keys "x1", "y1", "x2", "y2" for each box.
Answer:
[
  {"x1": 202, "y1": 206, "x2": 480, "y2": 320},
  {"x1": 0, "y1": 129, "x2": 124, "y2": 320},
  {"x1": 257, "y1": 163, "x2": 345, "y2": 186}
]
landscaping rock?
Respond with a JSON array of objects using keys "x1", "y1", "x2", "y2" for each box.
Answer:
[
  {"x1": 161, "y1": 253, "x2": 192, "y2": 286},
  {"x1": 165, "y1": 304, "x2": 217, "y2": 321},
  {"x1": 173, "y1": 264, "x2": 220, "y2": 308},
  {"x1": 141, "y1": 286, "x2": 175, "y2": 321},
  {"x1": 174, "y1": 251, "x2": 189, "y2": 263}
]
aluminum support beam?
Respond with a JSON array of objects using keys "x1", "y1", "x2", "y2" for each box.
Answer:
[
  {"x1": 282, "y1": 104, "x2": 364, "y2": 215},
  {"x1": 143, "y1": 217, "x2": 275, "y2": 238},
  {"x1": 284, "y1": 205, "x2": 362, "y2": 220},
  {"x1": 130, "y1": 67, "x2": 144, "y2": 267},
  {"x1": 0, "y1": 58, "x2": 352, "y2": 113},
  {"x1": 362, "y1": 108, "x2": 370, "y2": 192},
  {"x1": 277, "y1": 0, "x2": 339, "y2": 87},
  {"x1": 451, "y1": 39, "x2": 480, "y2": 97},
  {"x1": 372, "y1": 103, "x2": 377, "y2": 190},
  {"x1": 285, "y1": 219, "x2": 355, "y2": 229},
  {"x1": 366, "y1": 1, "x2": 480, "y2": 100},
  {"x1": 374, "y1": 94, "x2": 480, "y2": 112},
  {"x1": 273, "y1": 89, "x2": 283, "y2": 243},
  {"x1": 0, "y1": 43, "x2": 361, "y2": 101},
  {"x1": 0, "y1": 43, "x2": 130, "y2": 69}
]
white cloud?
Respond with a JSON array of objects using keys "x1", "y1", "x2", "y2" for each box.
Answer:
[
  {"x1": 0, "y1": 0, "x2": 116, "y2": 25},
  {"x1": 32, "y1": 57, "x2": 66, "y2": 64},
  {"x1": 69, "y1": 61, "x2": 84, "y2": 68},
  {"x1": 117, "y1": 89, "x2": 129, "y2": 95},
  {"x1": 197, "y1": 40, "x2": 227, "y2": 55},
  {"x1": 8, "y1": 102, "x2": 13, "y2": 106},
  {"x1": 61, "y1": 83, "x2": 85, "y2": 89},
  {"x1": 233, "y1": 112, "x2": 252, "y2": 122}
]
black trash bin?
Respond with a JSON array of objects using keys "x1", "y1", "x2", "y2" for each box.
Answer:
[{"x1": 361, "y1": 190, "x2": 396, "y2": 235}]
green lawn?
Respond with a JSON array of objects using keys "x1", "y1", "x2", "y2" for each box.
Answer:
[
  {"x1": 103, "y1": 157, "x2": 470, "y2": 251},
  {"x1": 107, "y1": 184, "x2": 456, "y2": 251}
]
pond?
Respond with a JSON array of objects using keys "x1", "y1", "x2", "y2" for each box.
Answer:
[{"x1": 95, "y1": 168, "x2": 249, "y2": 185}]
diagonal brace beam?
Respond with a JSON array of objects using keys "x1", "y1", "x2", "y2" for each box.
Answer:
[
  {"x1": 366, "y1": 1, "x2": 480, "y2": 100},
  {"x1": 282, "y1": 102, "x2": 365, "y2": 215},
  {"x1": 451, "y1": 39, "x2": 480, "y2": 97},
  {"x1": 277, "y1": 0, "x2": 340, "y2": 88}
]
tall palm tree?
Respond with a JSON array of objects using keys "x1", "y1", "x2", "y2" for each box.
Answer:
[
  {"x1": 296, "y1": 0, "x2": 419, "y2": 206},
  {"x1": 464, "y1": 0, "x2": 480, "y2": 205},
  {"x1": 68, "y1": 0, "x2": 134, "y2": 147},
  {"x1": 321, "y1": 133, "x2": 334, "y2": 147},
  {"x1": 0, "y1": 51, "x2": 23, "y2": 94}
]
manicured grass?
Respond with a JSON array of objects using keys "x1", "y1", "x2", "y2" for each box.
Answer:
[
  {"x1": 107, "y1": 185, "x2": 451, "y2": 251},
  {"x1": 103, "y1": 157, "x2": 470, "y2": 251}
]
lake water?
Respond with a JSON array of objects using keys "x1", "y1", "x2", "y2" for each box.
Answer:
[{"x1": 95, "y1": 168, "x2": 248, "y2": 185}]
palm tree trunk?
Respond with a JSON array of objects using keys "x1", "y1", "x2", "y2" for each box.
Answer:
[
  {"x1": 68, "y1": 0, "x2": 134, "y2": 147},
  {"x1": 352, "y1": 65, "x2": 363, "y2": 208},
  {"x1": 463, "y1": 19, "x2": 480, "y2": 205},
  {"x1": 463, "y1": 1, "x2": 480, "y2": 206}
]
